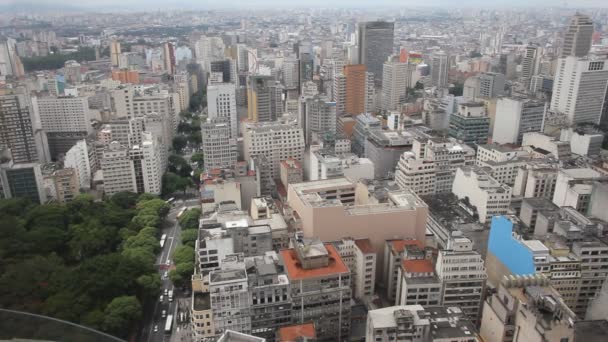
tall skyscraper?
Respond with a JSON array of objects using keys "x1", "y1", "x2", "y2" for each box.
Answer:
[
  {"x1": 201, "y1": 117, "x2": 237, "y2": 171},
  {"x1": 551, "y1": 56, "x2": 608, "y2": 124},
  {"x1": 520, "y1": 45, "x2": 542, "y2": 89},
  {"x1": 431, "y1": 51, "x2": 449, "y2": 89},
  {"x1": 247, "y1": 75, "x2": 284, "y2": 122},
  {"x1": 562, "y1": 13, "x2": 594, "y2": 58},
  {"x1": 110, "y1": 40, "x2": 121, "y2": 67},
  {"x1": 358, "y1": 21, "x2": 395, "y2": 83},
  {"x1": 0, "y1": 94, "x2": 38, "y2": 163},
  {"x1": 300, "y1": 95, "x2": 337, "y2": 144},
  {"x1": 207, "y1": 83, "x2": 238, "y2": 139},
  {"x1": 382, "y1": 61, "x2": 414, "y2": 111},
  {"x1": 463, "y1": 72, "x2": 506, "y2": 100},
  {"x1": 162, "y1": 42, "x2": 176, "y2": 75},
  {"x1": 299, "y1": 52, "x2": 314, "y2": 89},
  {"x1": 334, "y1": 64, "x2": 374, "y2": 116}
]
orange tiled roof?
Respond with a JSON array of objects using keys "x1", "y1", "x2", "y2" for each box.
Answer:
[
  {"x1": 355, "y1": 238, "x2": 374, "y2": 254},
  {"x1": 402, "y1": 259, "x2": 434, "y2": 274},
  {"x1": 281, "y1": 244, "x2": 349, "y2": 281},
  {"x1": 277, "y1": 323, "x2": 316, "y2": 341},
  {"x1": 390, "y1": 239, "x2": 424, "y2": 254}
]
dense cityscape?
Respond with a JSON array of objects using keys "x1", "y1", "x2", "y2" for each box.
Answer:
[{"x1": 1, "y1": 2, "x2": 608, "y2": 342}]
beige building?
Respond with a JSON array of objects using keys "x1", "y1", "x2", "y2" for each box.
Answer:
[
  {"x1": 287, "y1": 178, "x2": 428, "y2": 278},
  {"x1": 279, "y1": 158, "x2": 303, "y2": 190},
  {"x1": 333, "y1": 237, "x2": 377, "y2": 300},
  {"x1": 480, "y1": 275, "x2": 576, "y2": 342},
  {"x1": 395, "y1": 259, "x2": 442, "y2": 307},
  {"x1": 383, "y1": 239, "x2": 431, "y2": 302}
]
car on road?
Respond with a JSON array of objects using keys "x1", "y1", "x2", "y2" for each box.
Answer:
[
  {"x1": 164, "y1": 289, "x2": 168, "y2": 296},
  {"x1": 162, "y1": 310, "x2": 166, "y2": 318},
  {"x1": 159, "y1": 295, "x2": 163, "y2": 302},
  {"x1": 153, "y1": 325, "x2": 158, "y2": 333},
  {"x1": 165, "y1": 260, "x2": 171, "y2": 266},
  {"x1": 163, "y1": 271, "x2": 168, "y2": 279}
]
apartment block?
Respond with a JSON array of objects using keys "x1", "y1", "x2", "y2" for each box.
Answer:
[
  {"x1": 522, "y1": 132, "x2": 571, "y2": 160},
  {"x1": 201, "y1": 117, "x2": 238, "y2": 171},
  {"x1": 512, "y1": 160, "x2": 559, "y2": 199},
  {"x1": 247, "y1": 75, "x2": 284, "y2": 122},
  {"x1": 395, "y1": 259, "x2": 442, "y2": 307},
  {"x1": 207, "y1": 83, "x2": 238, "y2": 139},
  {"x1": 332, "y1": 238, "x2": 377, "y2": 300},
  {"x1": 492, "y1": 97, "x2": 545, "y2": 145},
  {"x1": 383, "y1": 239, "x2": 429, "y2": 302},
  {"x1": 64, "y1": 139, "x2": 92, "y2": 189},
  {"x1": 0, "y1": 94, "x2": 39, "y2": 163},
  {"x1": 100, "y1": 141, "x2": 136, "y2": 196},
  {"x1": 448, "y1": 102, "x2": 489, "y2": 146}
]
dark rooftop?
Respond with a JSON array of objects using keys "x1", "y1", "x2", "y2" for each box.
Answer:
[{"x1": 193, "y1": 292, "x2": 210, "y2": 311}]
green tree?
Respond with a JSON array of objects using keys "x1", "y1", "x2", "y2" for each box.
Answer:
[
  {"x1": 190, "y1": 152, "x2": 204, "y2": 168},
  {"x1": 136, "y1": 198, "x2": 170, "y2": 218},
  {"x1": 103, "y1": 296, "x2": 142, "y2": 337},
  {"x1": 175, "y1": 261, "x2": 195, "y2": 281},
  {"x1": 137, "y1": 193, "x2": 158, "y2": 203},
  {"x1": 181, "y1": 229, "x2": 198, "y2": 247},
  {"x1": 415, "y1": 81, "x2": 424, "y2": 90},
  {"x1": 131, "y1": 214, "x2": 160, "y2": 230},
  {"x1": 178, "y1": 208, "x2": 201, "y2": 230},
  {"x1": 173, "y1": 245, "x2": 194, "y2": 265},
  {"x1": 177, "y1": 122, "x2": 192, "y2": 134},
  {"x1": 187, "y1": 131, "x2": 202, "y2": 146},
  {"x1": 111, "y1": 192, "x2": 139, "y2": 209},
  {"x1": 172, "y1": 135, "x2": 188, "y2": 153},
  {"x1": 68, "y1": 219, "x2": 118, "y2": 260},
  {"x1": 168, "y1": 269, "x2": 185, "y2": 288},
  {"x1": 136, "y1": 273, "x2": 162, "y2": 297}
]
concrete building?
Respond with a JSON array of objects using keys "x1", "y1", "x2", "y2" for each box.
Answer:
[
  {"x1": 550, "y1": 56, "x2": 608, "y2": 125},
  {"x1": 243, "y1": 119, "x2": 305, "y2": 179},
  {"x1": 276, "y1": 323, "x2": 316, "y2": 342},
  {"x1": 0, "y1": 94, "x2": 39, "y2": 163},
  {"x1": 522, "y1": 132, "x2": 571, "y2": 160},
  {"x1": 280, "y1": 239, "x2": 351, "y2": 341},
  {"x1": 463, "y1": 72, "x2": 505, "y2": 101},
  {"x1": 31, "y1": 96, "x2": 92, "y2": 158},
  {"x1": 201, "y1": 117, "x2": 238, "y2": 171},
  {"x1": 519, "y1": 198, "x2": 560, "y2": 235},
  {"x1": 571, "y1": 240, "x2": 608, "y2": 316},
  {"x1": 395, "y1": 259, "x2": 442, "y2": 307},
  {"x1": 110, "y1": 40, "x2": 121, "y2": 67},
  {"x1": 335, "y1": 64, "x2": 374, "y2": 116},
  {"x1": 448, "y1": 102, "x2": 489, "y2": 146},
  {"x1": 247, "y1": 75, "x2": 284, "y2": 122},
  {"x1": 383, "y1": 239, "x2": 430, "y2": 302},
  {"x1": 358, "y1": 21, "x2": 395, "y2": 83},
  {"x1": 560, "y1": 127, "x2": 604, "y2": 157},
  {"x1": 207, "y1": 83, "x2": 238, "y2": 139},
  {"x1": 309, "y1": 149, "x2": 374, "y2": 182},
  {"x1": 139, "y1": 132, "x2": 162, "y2": 195},
  {"x1": 0, "y1": 160, "x2": 46, "y2": 203},
  {"x1": 451, "y1": 167, "x2": 512, "y2": 224},
  {"x1": 100, "y1": 141, "x2": 136, "y2": 196},
  {"x1": 46, "y1": 168, "x2": 79, "y2": 202},
  {"x1": 332, "y1": 238, "x2": 377, "y2": 300},
  {"x1": 492, "y1": 97, "x2": 546, "y2": 145},
  {"x1": 279, "y1": 158, "x2": 303, "y2": 190},
  {"x1": 520, "y1": 45, "x2": 542, "y2": 89},
  {"x1": 209, "y1": 266, "x2": 251, "y2": 335},
  {"x1": 552, "y1": 168, "x2": 603, "y2": 210},
  {"x1": 382, "y1": 61, "x2": 414, "y2": 111},
  {"x1": 561, "y1": 14, "x2": 593, "y2": 58},
  {"x1": 217, "y1": 330, "x2": 265, "y2": 342},
  {"x1": 366, "y1": 305, "x2": 480, "y2": 342},
  {"x1": 480, "y1": 275, "x2": 576, "y2": 342},
  {"x1": 64, "y1": 140, "x2": 92, "y2": 189},
  {"x1": 300, "y1": 95, "x2": 336, "y2": 145},
  {"x1": 287, "y1": 178, "x2": 428, "y2": 278},
  {"x1": 352, "y1": 113, "x2": 382, "y2": 157},
  {"x1": 435, "y1": 237, "x2": 487, "y2": 322},
  {"x1": 431, "y1": 51, "x2": 449, "y2": 89},
  {"x1": 364, "y1": 129, "x2": 417, "y2": 179}
]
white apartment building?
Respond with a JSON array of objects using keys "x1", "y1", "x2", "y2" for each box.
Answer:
[
  {"x1": 522, "y1": 132, "x2": 571, "y2": 160},
  {"x1": 476, "y1": 145, "x2": 529, "y2": 186},
  {"x1": 32, "y1": 96, "x2": 92, "y2": 134},
  {"x1": 492, "y1": 97, "x2": 546, "y2": 145},
  {"x1": 560, "y1": 127, "x2": 604, "y2": 157},
  {"x1": 435, "y1": 237, "x2": 487, "y2": 322},
  {"x1": 209, "y1": 267, "x2": 251, "y2": 336},
  {"x1": 242, "y1": 119, "x2": 305, "y2": 179},
  {"x1": 552, "y1": 168, "x2": 603, "y2": 209},
  {"x1": 381, "y1": 62, "x2": 414, "y2": 111},
  {"x1": 333, "y1": 238, "x2": 377, "y2": 300},
  {"x1": 452, "y1": 166, "x2": 512, "y2": 224},
  {"x1": 194, "y1": 36, "x2": 225, "y2": 71},
  {"x1": 395, "y1": 259, "x2": 442, "y2": 307},
  {"x1": 309, "y1": 150, "x2": 374, "y2": 182},
  {"x1": 100, "y1": 141, "x2": 136, "y2": 196},
  {"x1": 64, "y1": 140, "x2": 92, "y2": 189},
  {"x1": 551, "y1": 56, "x2": 608, "y2": 124},
  {"x1": 207, "y1": 83, "x2": 238, "y2": 139},
  {"x1": 512, "y1": 161, "x2": 559, "y2": 199},
  {"x1": 300, "y1": 95, "x2": 336, "y2": 145},
  {"x1": 140, "y1": 132, "x2": 162, "y2": 195},
  {"x1": 201, "y1": 117, "x2": 238, "y2": 171}
]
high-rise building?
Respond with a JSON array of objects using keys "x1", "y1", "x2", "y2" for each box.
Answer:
[
  {"x1": 207, "y1": 83, "x2": 238, "y2": 138},
  {"x1": 110, "y1": 40, "x2": 121, "y2": 67},
  {"x1": 463, "y1": 72, "x2": 506, "y2": 101},
  {"x1": 100, "y1": 141, "x2": 136, "y2": 196},
  {"x1": 247, "y1": 75, "x2": 284, "y2": 122},
  {"x1": 430, "y1": 51, "x2": 449, "y2": 88},
  {"x1": 210, "y1": 59, "x2": 237, "y2": 84},
  {"x1": 299, "y1": 94, "x2": 336, "y2": 144},
  {"x1": 282, "y1": 58, "x2": 299, "y2": 90},
  {"x1": 0, "y1": 94, "x2": 38, "y2": 163},
  {"x1": 550, "y1": 56, "x2": 608, "y2": 125},
  {"x1": 162, "y1": 42, "x2": 176, "y2": 75},
  {"x1": 562, "y1": 14, "x2": 593, "y2": 58},
  {"x1": 520, "y1": 45, "x2": 542, "y2": 89},
  {"x1": 358, "y1": 21, "x2": 395, "y2": 83},
  {"x1": 242, "y1": 119, "x2": 305, "y2": 179},
  {"x1": 448, "y1": 102, "x2": 490, "y2": 146},
  {"x1": 31, "y1": 96, "x2": 92, "y2": 159},
  {"x1": 335, "y1": 64, "x2": 374, "y2": 116},
  {"x1": 201, "y1": 117, "x2": 238, "y2": 171},
  {"x1": 493, "y1": 97, "x2": 546, "y2": 145},
  {"x1": 280, "y1": 239, "x2": 351, "y2": 341},
  {"x1": 298, "y1": 52, "x2": 314, "y2": 88},
  {"x1": 64, "y1": 140, "x2": 92, "y2": 190},
  {"x1": 0, "y1": 160, "x2": 46, "y2": 203},
  {"x1": 382, "y1": 61, "x2": 414, "y2": 111},
  {"x1": 139, "y1": 132, "x2": 162, "y2": 195}
]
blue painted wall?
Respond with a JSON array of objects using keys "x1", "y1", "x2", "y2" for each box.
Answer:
[{"x1": 488, "y1": 216, "x2": 536, "y2": 276}]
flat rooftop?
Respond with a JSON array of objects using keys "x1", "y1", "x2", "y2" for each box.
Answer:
[
  {"x1": 368, "y1": 305, "x2": 426, "y2": 329},
  {"x1": 192, "y1": 292, "x2": 210, "y2": 311},
  {"x1": 277, "y1": 323, "x2": 316, "y2": 341},
  {"x1": 290, "y1": 177, "x2": 354, "y2": 194},
  {"x1": 281, "y1": 244, "x2": 349, "y2": 281}
]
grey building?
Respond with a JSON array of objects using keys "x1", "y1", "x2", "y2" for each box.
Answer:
[
  {"x1": 201, "y1": 117, "x2": 238, "y2": 171},
  {"x1": 365, "y1": 130, "x2": 414, "y2": 179},
  {"x1": 0, "y1": 160, "x2": 46, "y2": 203},
  {"x1": 430, "y1": 51, "x2": 449, "y2": 89},
  {"x1": 448, "y1": 103, "x2": 490, "y2": 146},
  {"x1": 352, "y1": 113, "x2": 381, "y2": 157},
  {"x1": 562, "y1": 14, "x2": 594, "y2": 58},
  {"x1": 358, "y1": 21, "x2": 395, "y2": 83},
  {"x1": 0, "y1": 94, "x2": 38, "y2": 163},
  {"x1": 300, "y1": 95, "x2": 337, "y2": 144},
  {"x1": 247, "y1": 75, "x2": 284, "y2": 122}
]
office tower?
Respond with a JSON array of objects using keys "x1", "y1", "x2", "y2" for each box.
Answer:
[
  {"x1": 282, "y1": 58, "x2": 299, "y2": 90},
  {"x1": 281, "y1": 239, "x2": 351, "y2": 341},
  {"x1": 352, "y1": 113, "x2": 381, "y2": 157},
  {"x1": 562, "y1": 13, "x2": 593, "y2": 58},
  {"x1": 242, "y1": 119, "x2": 305, "y2": 179},
  {"x1": 0, "y1": 161, "x2": 46, "y2": 203},
  {"x1": 435, "y1": 237, "x2": 487, "y2": 322},
  {"x1": 162, "y1": 42, "x2": 176, "y2": 75},
  {"x1": 493, "y1": 97, "x2": 546, "y2": 145},
  {"x1": 333, "y1": 72, "x2": 346, "y2": 115},
  {"x1": 300, "y1": 95, "x2": 336, "y2": 144},
  {"x1": 520, "y1": 45, "x2": 542, "y2": 89},
  {"x1": 210, "y1": 59, "x2": 237, "y2": 84},
  {"x1": 194, "y1": 36, "x2": 225, "y2": 71},
  {"x1": 463, "y1": 72, "x2": 506, "y2": 100},
  {"x1": 63, "y1": 60, "x2": 81, "y2": 84},
  {"x1": 382, "y1": 61, "x2": 414, "y2": 111},
  {"x1": 0, "y1": 94, "x2": 38, "y2": 163},
  {"x1": 110, "y1": 40, "x2": 121, "y2": 67},
  {"x1": 201, "y1": 117, "x2": 238, "y2": 171},
  {"x1": 64, "y1": 140, "x2": 92, "y2": 189},
  {"x1": 344, "y1": 64, "x2": 371, "y2": 115},
  {"x1": 358, "y1": 21, "x2": 395, "y2": 83},
  {"x1": 448, "y1": 102, "x2": 490, "y2": 146},
  {"x1": 100, "y1": 141, "x2": 136, "y2": 196},
  {"x1": 31, "y1": 96, "x2": 92, "y2": 159},
  {"x1": 298, "y1": 52, "x2": 314, "y2": 88},
  {"x1": 0, "y1": 38, "x2": 17, "y2": 76},
  {"x1": 139, "y1": 132, "x2": 162, "y2": 195},
  {"x1": 207, "y1": 83, "x2": 238, "y2": 138},
  {"x1": 247, "y1": 75, "x2": 284, "y2": 122},
  {"x1": 550, "y1": 56, "x2": 608, "y2": 125},
  {"x1": 430, "y1": 51, "x2": 449, "y2": 88},
  {"x1": 236, "y1": 44, "x2": 250, "y2": 73}
]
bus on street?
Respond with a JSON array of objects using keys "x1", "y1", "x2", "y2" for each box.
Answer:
[
  {"x1": 164, "y1": 314, "x2": 173, "y2": 333},
  {"x1": 160, "y1": 234, "x2": 167, "y2": 248}
]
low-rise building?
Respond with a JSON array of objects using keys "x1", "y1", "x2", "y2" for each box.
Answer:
[
  {"x1": 395, "y1": 259, "x2": 442, "y2": 306},
  {"x1": 448, "y1": 102, "x2": 490, "y2": 146}
]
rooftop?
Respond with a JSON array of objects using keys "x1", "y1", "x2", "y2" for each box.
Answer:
[
  {"x1": 402, "y1": 259, "x2": 435, "y2": 274},
  {"x1": 277, "y1": 323, "x2": 316, "y2": 341},
  {"x1": 354, "y1": 238, "x2": 374, "y2": 254},
  {"x1": 575, "y1": 320, "x2": 608, "y2": 342},
  {"x1": 368, "y1": 305, "x2": 426, "y2": 329},
  {"x1": 217, "y1": 330, "x2": 266, "y2": 342},
  {"x1": 281, "y1": 244, "x2": 349, "y2": 281},
  {"x1": 389, "y1": 239, "x2": 425, "y2": 254},
  {"x1": 192, "y1": 292, "x2": 210, "y2": 311},
  {"x1": 560, "y1": 168, "x2": 602, "y2": 179}
]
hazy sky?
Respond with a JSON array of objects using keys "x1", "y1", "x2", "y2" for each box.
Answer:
[{"x1": 1, "y1": 0, "x2": 607, "y2": 10}]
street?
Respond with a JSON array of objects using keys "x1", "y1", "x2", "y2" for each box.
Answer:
[{"x1": 139, "y1": 198, "x2": 199, "y2": 342}]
